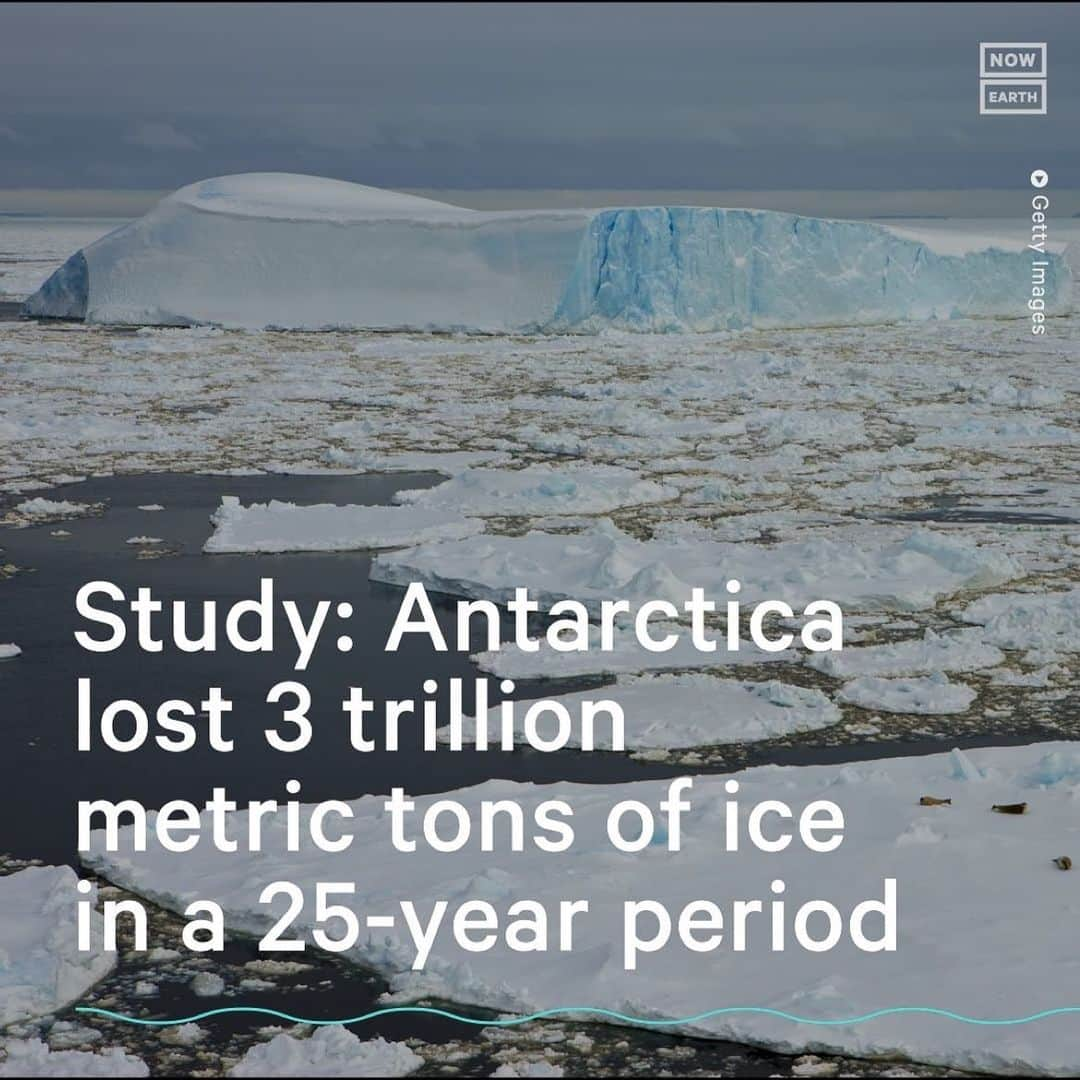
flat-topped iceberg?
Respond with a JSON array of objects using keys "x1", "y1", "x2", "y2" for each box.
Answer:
[{"x1": 25, "y1": 173, "x2": 1071, "y2": 331}]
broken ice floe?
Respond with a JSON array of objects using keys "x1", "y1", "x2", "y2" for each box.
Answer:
[
  {"x1": 0, "y1": 867, "x2": 115, "y2": 1025},
  {"x1": 228, "y1": 1028, "x2": 422, "y2": 1077},
  {"x1": 83, "y1": 742, "x2": 1080, "y2": 1075},
  {"x1": 961, "y1": 589, "x2": 1079, "y2": 655},
  {"x1": 392, "y1": 464, "x2": 676, "y2": 517},
  {"x1": 0, "y1": 1040, "x2": 147, "y2": 1078},
  {"x1": 837, "y1": 673, "x2": 977, "y2": 715},
  {"x1": 372, "y1": 522, "x2": 1021, "y2": 613},
  {"x1": 441, "y1": 673, "x2": 841, "y2": 751},
  {"x1": 807, "y1": 628, "x2": 1003, "y2": 679},
  {"x1": 474, "y1": 624, "x2": 794, "y2": 680},
  {"x1": 203, "y1": 496, "x2": 484, "y2": 553}
]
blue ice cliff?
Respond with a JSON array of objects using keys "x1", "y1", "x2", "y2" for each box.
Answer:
[{"x1": 24, "y1": 173, "x2": 1072, "y2": 332}]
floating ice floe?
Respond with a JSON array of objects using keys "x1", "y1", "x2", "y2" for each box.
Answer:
[
  {"x1": 490, "y1": 1063, "x2": 563, "y2": 1079},
  {"x1": 189, "y1": 971, "x2": 225, "y2": 997},
  {"x1": 25, "y1": 173, "x2": 1071, "y2": 331},
  {"x1": 838, "y1": 672, "x2": 977, "y2": 714},
  {"x1": 442, "y1": 674, "x2": 841, "y2": 751},
  {"x1": 0, "y1": 1040, "x2": 147, "y2": 1078},
  {"x1": 475, "y1": 623, "x2": 794, "y2": 679},
  {"x1": 228, "y1": 1028, "x2": 422, "y2": 1077},
  {"x1": 10, "y1": 497, "x2": 96, "y2": 522},
  {"x1": 960, "y1": 589, "x2": 1080, "y2": 654},
  {"x1": 84, "y1": 742, "x2": 1080, "y2": 1075},
  {"x1": 393, "y1": 464, "x2": 675, "y2": 517},
  {"x1": 807, "y1": 628, "x2": 1003, "y2": 679},
  {"x1": 203, "y1": 496, "x2": 484, "y2": 553},
  {"x1": 371, "y1": 521, "x2": 1021, "y2": 613},
  {"x1": 0, "y1": 867, "x2": 115, "y2": 1025}
]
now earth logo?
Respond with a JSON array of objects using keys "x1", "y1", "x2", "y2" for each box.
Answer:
[{"x1": 979, "y1": 42, "x2": 1047, "y2": 115}]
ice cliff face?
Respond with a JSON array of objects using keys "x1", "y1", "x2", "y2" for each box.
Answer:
[
  {"x1": 555, "y1": 207, "x2": 1072, "y2": 330},
  {"x1": 24, "y1": 173, "x2": 1072, "y2": 331}
]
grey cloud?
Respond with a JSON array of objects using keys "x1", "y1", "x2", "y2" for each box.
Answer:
[
  {"x1": 0, "y1": 3, "x2": 1077, "y2": 191},
  {"x1": 123, "y1": 121, "x2": 200, "y2": 152}
]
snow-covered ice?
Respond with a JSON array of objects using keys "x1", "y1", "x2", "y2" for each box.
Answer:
[
  {"x1": 24, "y1": 174, "x2": 1071, "y2": 331},
  {"x1": 83, "y1": 742, "x2": 1080, "y2": 1075},
  {"x1": 392, "y1": 464, "x2": 675, "y2": 516},
  {"x1": 0, "y1": 1040, "x2": 147, "y2": 1078},
  {"x1": 442, "y1": 674, "x2": 841, "y2": 751},
  {"x1": 203, "y1": 496, "x2": 484, "y2": 553},
  {"x1": 961, "y1": 589, "x2": 1080, "y2": 654},
  {"x1": 228, "y1": 1028, "x2": 422, "y2": 1077},
  {"x1": 475, "y1": 625, "x2": 794, "y2": 680},
  {"x1": 372, "y1": 521, "x2": 1021, "y2": 613},
  {"x1": 837, "y1": 673, "x2": 977, "y2": 715},
  {"x1": 807, "y1": 629, "x2": 1004, "y2": 679},
  {"x1": 10, "y1": 498, "x2": 95, "y2": 522},
  {"x1": 189, "y1": 971, "x2": 225, "y2": 997},
  {"x1": 0, "y1": 867, "x2": 115, "y2": 1025}
]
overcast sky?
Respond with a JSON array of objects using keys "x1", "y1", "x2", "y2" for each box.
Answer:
[{"x1": 2, "y1": 3, "x2": 1077, "y2": 191}]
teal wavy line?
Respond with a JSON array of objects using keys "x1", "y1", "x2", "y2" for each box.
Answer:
[{"x1": 75, "y1": 1003, "x2": 1080, "y2": 1029}]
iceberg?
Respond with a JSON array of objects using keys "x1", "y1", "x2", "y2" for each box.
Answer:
[{"x1": 24, "y1": 173, "x2": 1072, "y2": 332}]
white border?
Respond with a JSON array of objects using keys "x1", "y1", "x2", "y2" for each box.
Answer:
[
  {"x1": 979, "y1": 79, "x2": 1047, "y2": 116},
  {"x1": 979, "y1": 42, "x2": 1047, "y2": 79}
]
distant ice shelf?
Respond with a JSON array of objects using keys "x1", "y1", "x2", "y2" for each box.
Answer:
[{"x1": 23, "y1": 173, "x2": 1072, "y2": 332}]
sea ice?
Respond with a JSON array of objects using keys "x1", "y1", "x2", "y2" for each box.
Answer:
[
  {"x1": 372, "y1": 521, "x2": 1021, "y2": 613},
  {"x1": 84, "y1": 742, "x2": 1080, "y2": 1075},
  {"x1": 11, "y1": 498, "x2": 94, "y2": 522},
  {"x1": 0, "y1": 1040, "x2": 147, "y2": 1078},
  {"x1": 189, "y1": 971, "x2": 225, "y2": 997},
  {"x1": 441, "y1": 673, "x2": 841, "y2": 750},
  {"x1": 837, "y1": 672, "x2": 977, "y2": 714},
  {"x1": 0, "y1": 867, "x2": 115, "y2": 1025},
  {"x1": 960, "y1": 589, "x2": 1080, "y2": 654},
  {"x1": 475, "y1": 624, "x2": 794, "y2": 679},
  {"x1": 25, "y1": 173, "x2": 1071, "y2": 331},
  {"x1": 807, "y1": 628, "x2": 1003, "y2": 679},
  {"x1": 203, "y1": 496, "x2": 484, "y2": 553},
  {"x1": 324, "y1": 449, "x2": 513, "y2": 475},
  {"x1": 392, "y1": 464, "x2": 675, "y2": 516},
  {"x1": 228, "y1": 1028, "x2": 422, "y2": 1077}
]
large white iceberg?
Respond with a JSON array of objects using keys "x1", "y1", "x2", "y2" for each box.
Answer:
[{"x1": 24, "y1": 173, "x2": 1072, "y2": 331}]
